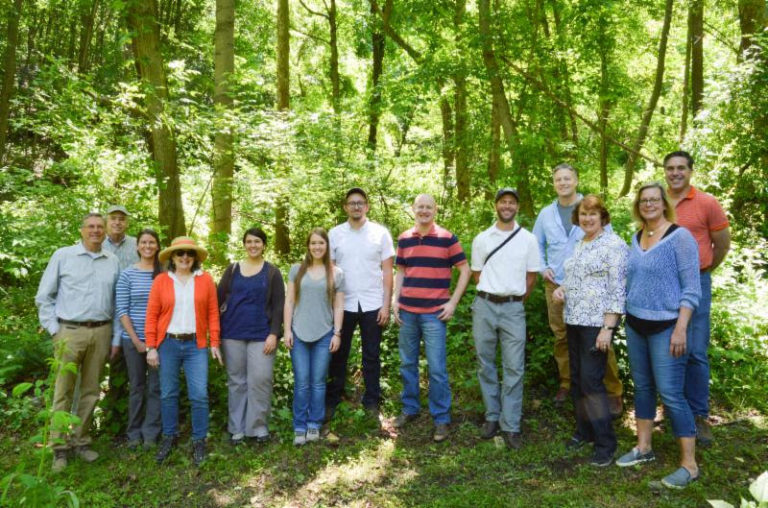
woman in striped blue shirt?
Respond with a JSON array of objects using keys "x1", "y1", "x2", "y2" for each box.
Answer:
[{"x1": 115, "y1": 228, "x2": 163, "y2": 449}]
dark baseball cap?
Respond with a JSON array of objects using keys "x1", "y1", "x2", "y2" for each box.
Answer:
[
  {"x1": 345, "y1": 187, "x2": 368, "y2": 201},
  {"x1": 495, "y1": 188, "x2": 519, "y2": 202}
]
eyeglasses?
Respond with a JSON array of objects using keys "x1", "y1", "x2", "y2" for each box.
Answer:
[
  {"x1": 174, "y1": 249, "x2": 197, "y2": 257},
  {"x1": 346, "y1": 201, "x2": 367, "y2": 208},
  {"x1": 639, "y1": 198, "x2": 662, "y2": 206}
]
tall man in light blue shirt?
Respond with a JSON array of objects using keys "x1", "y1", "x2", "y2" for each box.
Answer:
[
  {"x1": 36, "y1": 213, "x2": 120, "y2": 472},
  {"x1": 532, "y1": 164, "x2": 623, "y2": 414}
]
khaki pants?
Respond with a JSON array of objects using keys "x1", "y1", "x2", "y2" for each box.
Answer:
[
  {"x1": 51, "y1": 322, "x2": 111, "y2": 450},
  {"x1": 544, "y1": 280, "x2": 622, "y2": 397}
]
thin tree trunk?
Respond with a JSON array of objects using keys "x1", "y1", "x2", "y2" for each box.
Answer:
[
  {"x1": 738, "y1": 0, "x2": 767, "y2": 56},
  {"x1": 454, "y1": 0, "x2": 469, "y2": 202},
  {"x1": 439, "y1": 95, "x2": 455, "y2": 193},
  {"x1": 618, "y1": 0, "x2": 673, "y2": 198},
  {"x1": 478, "y1": 0, "x2": 534, "y2": 216},
  {"x1": 367, "y1": 0, "x2": 391, "y2": 151},
  {"x1": 680, "y1": 9, "x2": 691, "y2": 143},
  {"x1": 210, "y1": 0, "x2": 235, "y2": 263},
  {"x1": 126, "y1": 0, "x2": 185, "y2": 239},
  {"x1": 599, "y1": 34, "x2": 612, "y2": 198},
  {"x1": 274, "y1": 0, "x2": 291, "y2": 255},
  {"x1": 486, "y1": 98, "x2": 502, "y2": 201},
  {"x1": 78, "y1": 0, "x2": 99, "y2": 73},
  {"x1": 690, "y1": 0, "x2": 704, "y2": 118},
  {"x1": 328, "y1": 0, "x2": 340, "y2": 114},
  {"x1": 0, "y1": 0, "x2": 24, "y2": 164}
]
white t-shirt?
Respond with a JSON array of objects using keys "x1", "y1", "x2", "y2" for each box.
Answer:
[
  {"x1": 471, "y1": 223, "x2": 541, "y2": 297},
  {"x1": 166, "y1": 271, "x2": 201, "y2": 334},
  {"x1": 329, "y1": 219, "x2": 395, "y2": 312}
]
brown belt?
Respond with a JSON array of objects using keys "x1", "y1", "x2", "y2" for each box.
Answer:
[
  {"x1": 58, "y1": 319, "x2": 111, "y2": 328},
  {"x1": 477, "y1": 291, "x2": 524, "y2": 304},
  {"x1": 167, "y1": 333, "x2": 196, "y2": 341}
]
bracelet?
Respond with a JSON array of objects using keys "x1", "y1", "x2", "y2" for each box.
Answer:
[{"x1": 601, "y1": 325, "x2": 618, "y2": 331}]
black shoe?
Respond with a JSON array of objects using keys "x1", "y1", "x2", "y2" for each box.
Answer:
[
  {"x1": 155, "y1": 436, "x2": 175, "y2": 464},
  {"x1": 192, "y1": 440, "x2": 206, "y2": 467},
  {"x1": 565, "y1": 435, "x2": 592, "y2": 451},
  {"x1": 480, "y1": 420, "x2": 500, "y2": 439},
  {"x1": 589, "y1": 454, "x2": 614, "y2": 467},
  {"x1": 502, "y1": 431, "x2": 523, "y2": 450}
]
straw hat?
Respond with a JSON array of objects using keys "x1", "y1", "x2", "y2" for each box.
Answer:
[{"x1": 159, "y1": 236, "x2": 209, "y2": 263}]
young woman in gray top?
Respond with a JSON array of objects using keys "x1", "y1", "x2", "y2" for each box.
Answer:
[{"x1": 283, "y1": 228, "x2": 344, "y2": 446}]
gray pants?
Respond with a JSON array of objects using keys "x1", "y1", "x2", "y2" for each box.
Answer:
[
  {"x1": 222, "y1": 339, "x2": 275, "y2": 437},
  {"x1": 472, "y1": 297, "x2": 526, "y2": 433},
  {"x1": 122, "y1": 339, "x2": 161, "y2": 443}
]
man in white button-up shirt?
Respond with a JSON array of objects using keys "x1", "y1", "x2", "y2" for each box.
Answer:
[
  {"x1": 471, "y1": 189, "x2": 540, "y2": 450},
  {"x1": 325, "y1": 188, "x2": 395, "y2": 419}
]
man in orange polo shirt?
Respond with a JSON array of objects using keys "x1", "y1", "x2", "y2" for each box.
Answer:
[{"x1": 664, "y1": 151, "x2": 730, "y2": 446}]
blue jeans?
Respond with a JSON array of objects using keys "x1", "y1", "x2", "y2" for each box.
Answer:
[
  {"x1": 626, "y1": 324, "x2": 695, "y2": 438},
  {"x1": 398, "y1": 310, "x2": 451, "y2": 424},
  {"x1": 686, "y1": 271, "x2": 711, "y2": 417},
  {"x1": 158, "y1": 337, "x2": 209, "y2": 440},
  {"x1": 291, "y1": 329, "x2": 333, "y2": 432}
]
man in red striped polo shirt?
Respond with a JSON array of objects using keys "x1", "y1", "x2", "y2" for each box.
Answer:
[
  {"x1": 392, "y1": 194, "x2": 471, "y2": 442},
  {"x1": 665, "y1": 151, "x2": 730, "y2": 446}
]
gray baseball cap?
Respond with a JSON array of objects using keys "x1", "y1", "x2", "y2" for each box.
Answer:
[
  {"x1": 106, "y1": 205, "x2": 130, "y2": 216},
  {"x1": 495, "y1": 188, "x2": 520, "y2": 202}
]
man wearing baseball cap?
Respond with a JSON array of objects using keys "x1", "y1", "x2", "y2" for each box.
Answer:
[{"x1": 471, "y1": 188, "x2": 540, "y2": 449}]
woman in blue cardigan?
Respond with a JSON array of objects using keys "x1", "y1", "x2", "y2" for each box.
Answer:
[{"x1": 616, "y1": 182, "x2": 701, "y2": 489}]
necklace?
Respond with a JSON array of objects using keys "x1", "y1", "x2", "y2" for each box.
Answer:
[{"x1": 645, "y1": 222, "x2": 667, "y2": 237}]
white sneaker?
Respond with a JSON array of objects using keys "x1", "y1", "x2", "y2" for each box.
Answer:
[
  {"x1": 293, "y1": 431, "x2": 306, "y2": 446},
  {"x1": 306, "y1": 428, "x2": 320, "y2": 442}
]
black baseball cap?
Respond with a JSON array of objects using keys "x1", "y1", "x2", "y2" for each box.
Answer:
[
  {"x1": 495, "y1": 188, "x2": 519, "y2": 202},
  {"x1": 345, "y1": 187, "x2": 368, "y2": 201}
]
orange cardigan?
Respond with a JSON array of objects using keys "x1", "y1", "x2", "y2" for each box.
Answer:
[{"x1": 145, "y1": 271, "x2": 221, "y2": 349}]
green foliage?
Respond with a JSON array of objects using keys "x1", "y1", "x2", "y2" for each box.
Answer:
[{"x1": 708, "y1": 471, "x2": 768, "y2": 508}]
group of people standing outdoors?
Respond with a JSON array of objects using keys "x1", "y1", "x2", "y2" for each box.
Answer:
[{"x1": 35, "y1": 151, "x2": 729, "y2": 490}]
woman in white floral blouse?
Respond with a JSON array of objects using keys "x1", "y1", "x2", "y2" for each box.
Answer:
[{"x1": 553, "y1": 194, "x2": 628, "y2": 467}]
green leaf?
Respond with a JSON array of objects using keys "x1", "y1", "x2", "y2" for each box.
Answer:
[
  {"x1": 749, "y1": 471, "x2": 768, "y2": 503},
  {"x1": 707, "y1": 501, "x2": 734, "y2": 508},
  {"x1": 11, "y1": 382, "x2": 33, "y2": 398}
]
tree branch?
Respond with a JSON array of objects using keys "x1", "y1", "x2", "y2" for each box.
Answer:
[
  {"x1": 370, "y1": 0, "x2": 423, "y2": 63},
  {"x1": 290, "y1": 26, "x2": 329, "y2": 46},
  {"x1": 298, "y1": 0, "x2": 329, "y2": 19}
]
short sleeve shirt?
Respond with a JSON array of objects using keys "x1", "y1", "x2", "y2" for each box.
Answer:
[
  {"x1": 396, "y1": 224, "x2": 467, "y2": 314},
  {"x1": 329, "y1": 220, "x2": 394, "y2": 312},
  {"x1": 674, "y1": 187, "x2": 729, "y2": 270},
  {"x1": 289, "y1": 265, "x2": 345, "y2": 342},
  {"x1": 471, "y1": 224, "x2": 540, "y2": 296}
]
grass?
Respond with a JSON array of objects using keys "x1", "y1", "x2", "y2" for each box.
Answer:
[{"x1": 1, "y1": 386, "x2": 766, "y2": 508}]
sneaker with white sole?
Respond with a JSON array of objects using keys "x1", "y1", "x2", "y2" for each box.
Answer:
[
  {"x1": 306, "y1": 428, "x2": 320, "y2": 442},
  {"x1": 293, "y1": 431, "x2": 306, "y2": 446},
  {"x1": 616, "y1": 447, "x2": 655, "y2": 467}
]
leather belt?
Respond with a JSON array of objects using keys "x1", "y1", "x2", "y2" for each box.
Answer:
[
  {"x1": 58, "y1": 319, "x2": 111, "y2": 328},
  {"x1": 167, "y1": 333, "x2": 196, "y2": 341},
  {"x1": 477, "y1": 291, "x2": 523, "y2": 304}
]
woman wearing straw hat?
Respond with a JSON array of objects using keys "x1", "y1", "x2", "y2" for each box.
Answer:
[{"x1": 145, "y1": 236, "x2": 223, "y2": 466}]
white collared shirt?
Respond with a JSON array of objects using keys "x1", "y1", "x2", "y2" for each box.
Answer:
[
  {"x1": 166, "y1": 271, "x2": 202, "y2": 334},
  {"x1": 471, "y1": 223, "x2": 541, "y2": 296},
  {"x1": 329, "y1": 219, "x2": 395, "y2": 312}
]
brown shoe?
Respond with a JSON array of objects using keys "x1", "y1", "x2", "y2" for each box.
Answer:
[
  {"x1": 433, "y1": 423, "x2": 450, "y2": 442},
  {"x1": 502, "y1": 431, "x2": 523, "y2": 450},
  {"x1": 695, "y1": 416, "x2": 714, "y2": 446},
  {"x1": 52, "y1": 450, "x2": 68, "y2": 473},
  {"x1": 554, "y1": 387, "x2": 569, "y2": 405},
  {"x1": 609, "y1": 396, "x2": 624, "y2": 419}
]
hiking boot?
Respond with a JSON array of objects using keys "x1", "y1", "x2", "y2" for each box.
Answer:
[
  {"x1": 695, "y1": 416, "x2": 714, "y2": 447},
  {"x1": 192, "y1": 440, "x2": 206, "y2": 466},
  {"x1": 502, "y1": 431, "x2": 523, "y2": 450},
  {"x1": 393, "y1": 413, "x2": 419, "y2": 429},
  {"x1": 75, "y1": 446, "x2": 99, "y2": 463},
  {"x1": 155, "y1": 436, "x2": 175, "y2": 464},
  {"x1": 480, "y1": 420, "x2": 500, "y2": 439},
  {"x1": 52, "y1": 450, "x2": 68, "y2": 473},
  {"x1": 433, "y1": 424, "x2": 450, "y2": 443},
  {"x1": 306, "y1": 428, "x2": 320, "y2": 442}
]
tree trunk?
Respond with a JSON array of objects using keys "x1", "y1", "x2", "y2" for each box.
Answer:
[
  {"x1": 680, "y1": 9, "x2": 691, "y2": 143},
  {"x1": 328, "y1": 0, "x2": 340, "y2": 114},
  {"x1": 0, "y1": 0, "x2": 24, "y2": 165},
  {"x1": 618, "y1": 0, "x2": 673, "y2": 198},
  {"x1": 367, "y1": 0, "x2": 391, "y2": 151},
  {"x1": 738, "y1": 0, "x2": 767, "y2": 56},
  {"x1": 126, "y1": 0, "x2": 185, "y2": 239},
  {"x1": 598, "y1": 34, "x2": 612, "y2": 198},
  {"x1": 439, "y1": 94, "x2": 455, "y2": 193},
  {"x1": 274, "y1": 0, "x2": 291, "y2": 255},
  {"x1": 78, "y1": 0, "x2": 99, "y2": 74},
  {"x1": 690, "y1": 0, "x2": 704, "y2": 118},
  {"x1": 454, "y1": 0, "x2": 469, "y2": 202},
  {"x1": 478, "y1": 0, "x2": 534, "y2": 216},
  {"x1": 210, "y1": 0, "x2": 235, "y2": 263},
  {"x1": 486, "y1": 98, "x2": 502, "y2": 201}
]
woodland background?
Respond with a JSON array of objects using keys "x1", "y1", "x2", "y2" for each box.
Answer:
[{"x1": 0, "y1": 0, "x2": 766, "y2": 506}]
